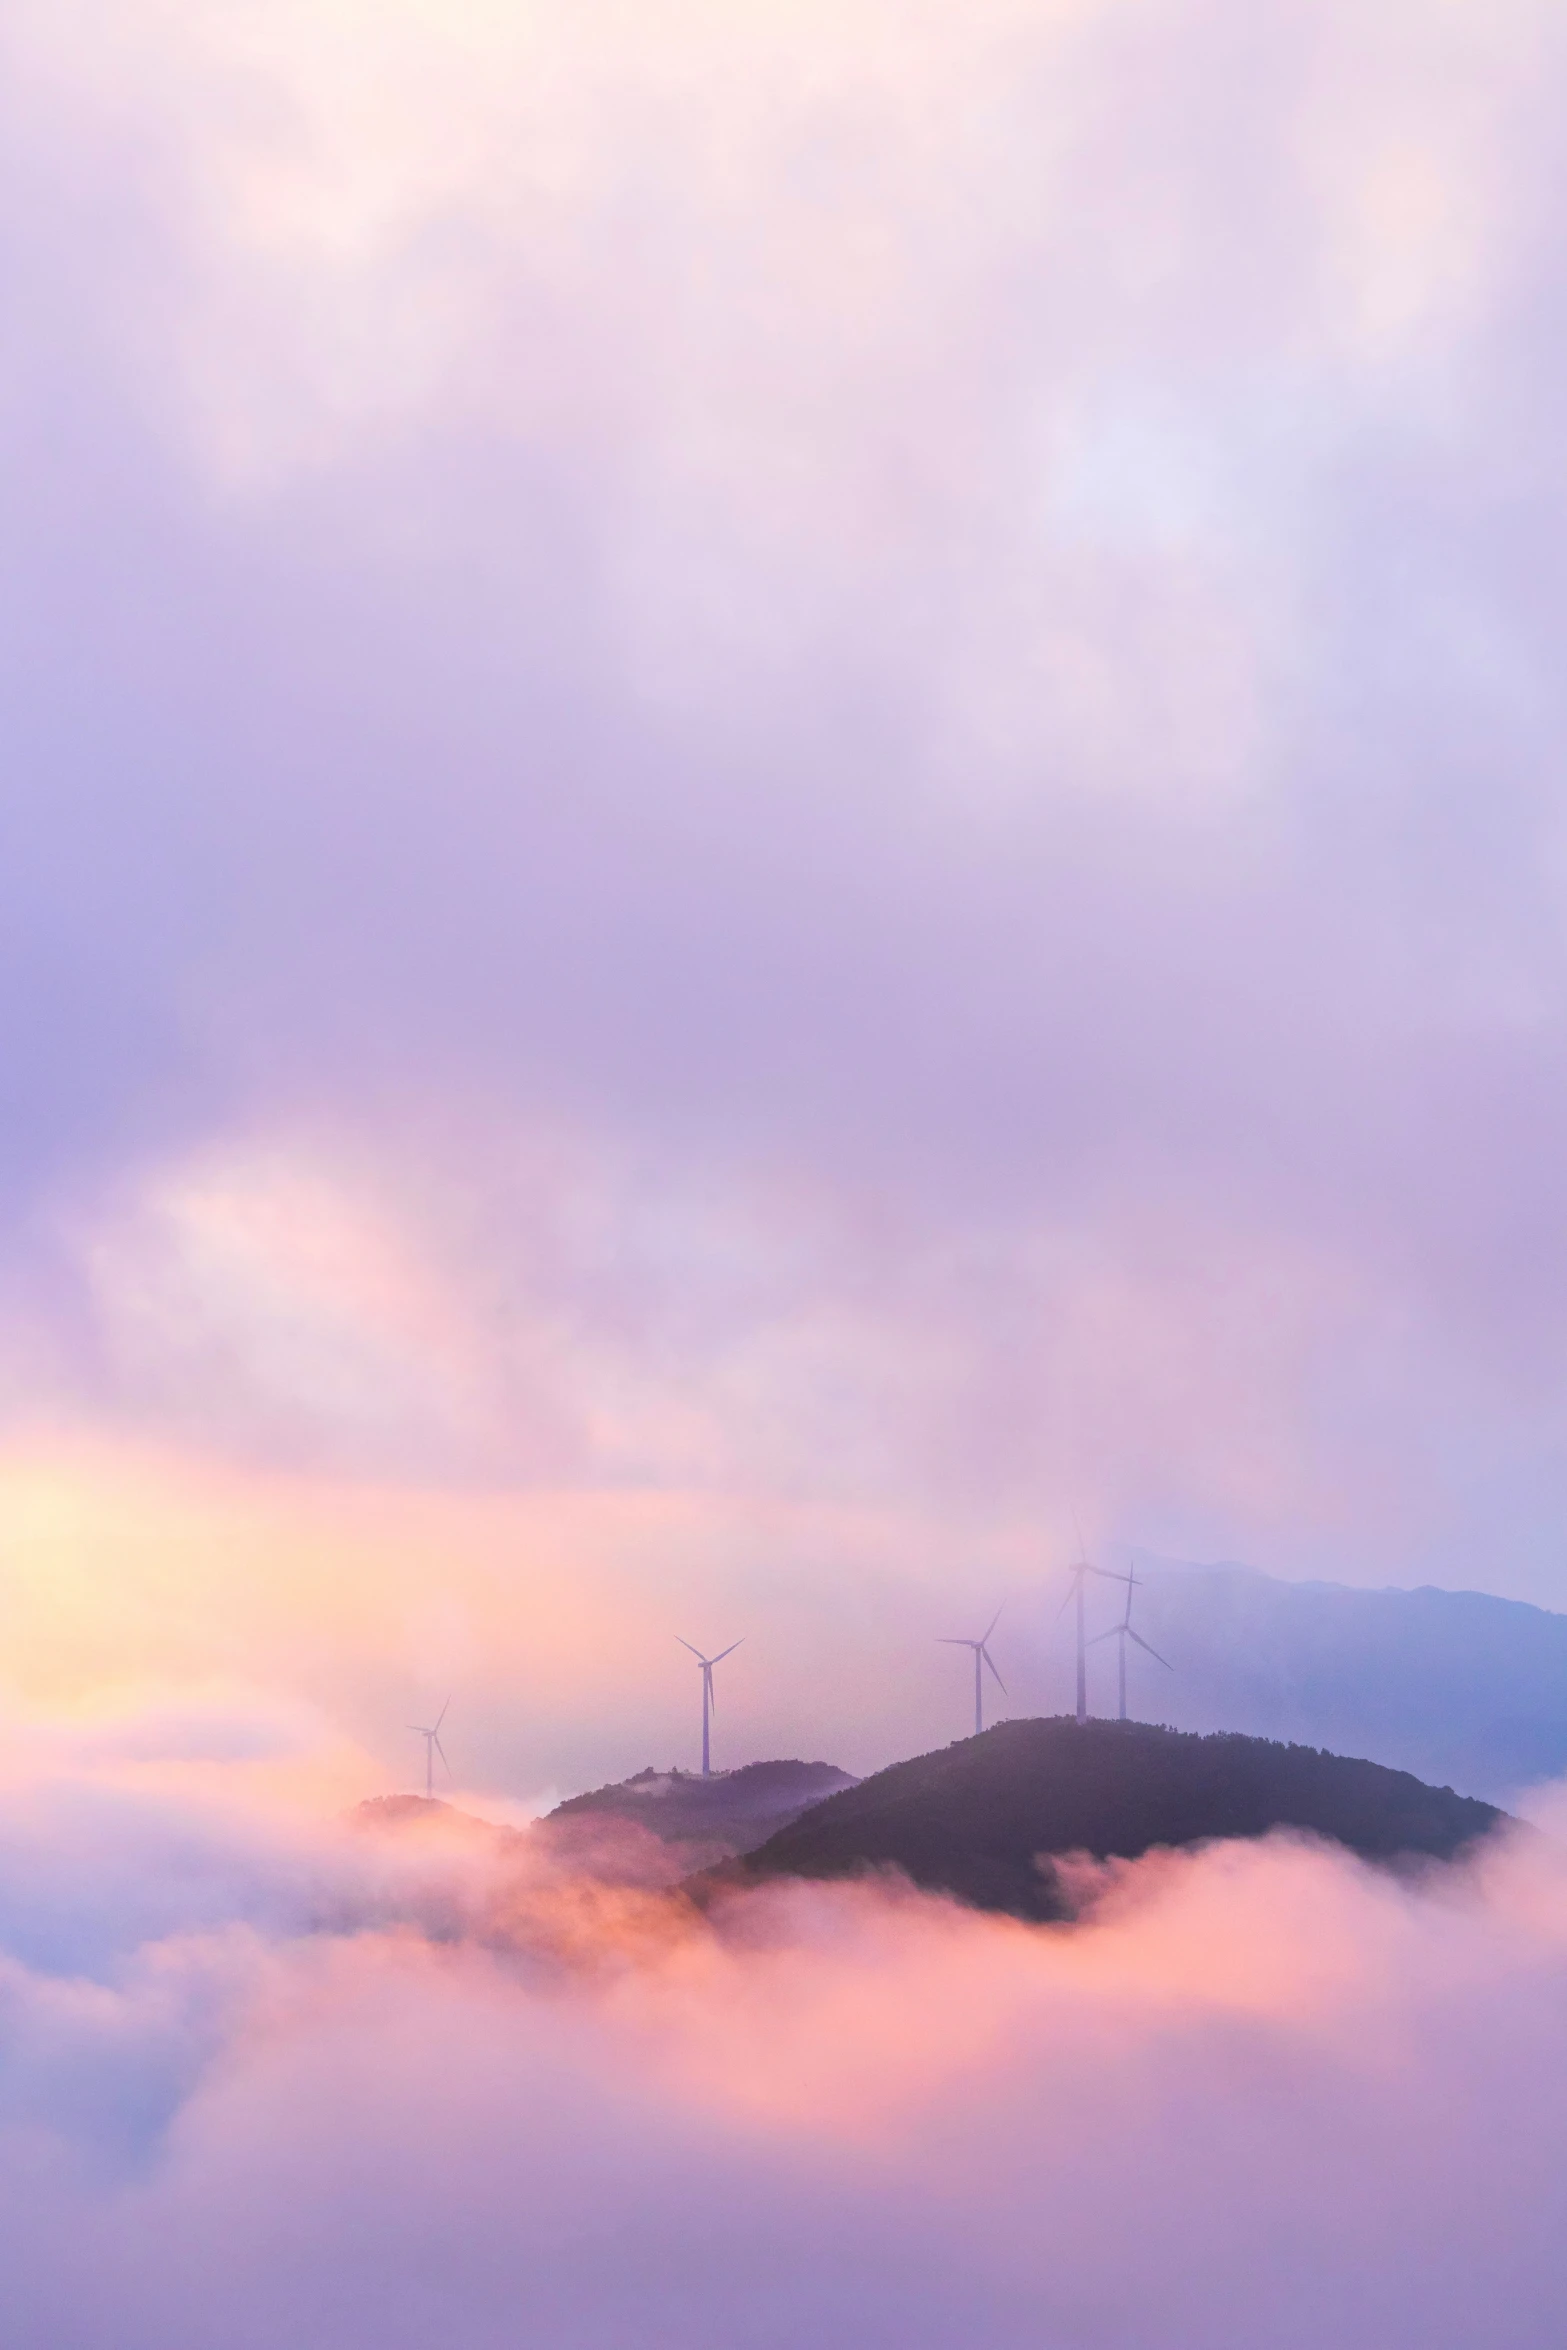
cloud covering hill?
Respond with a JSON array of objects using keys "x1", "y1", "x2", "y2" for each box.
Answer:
[
  {"x1": 2, "y1": 1694, "x2": 1566, "y2": 2348},
  {"x1": 545, "y1": 1757, "x2": 858, "y2": 1862}
]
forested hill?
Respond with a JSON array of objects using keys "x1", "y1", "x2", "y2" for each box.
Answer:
[{"x1": 726, "y1": 1718, "x2": 1505, "y2": 1922}]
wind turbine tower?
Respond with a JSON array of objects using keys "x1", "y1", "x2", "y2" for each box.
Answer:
[
  {"x1": 938, "y1": 1607, "x2": 1006, "y2": 1736},
  {"x1": 676, "y1": 1638, "x2": 742, "y2": 1776},
  {"x1": 409, "y1": 1699, "x2": 451, "y2": 1798},
  {"x1": 1055, "y1": 1546, "x2": 1108, "y2": 1725},
  {"x1": 1089, "y1": 1564, "x2": 1172, "y2": 1721}
]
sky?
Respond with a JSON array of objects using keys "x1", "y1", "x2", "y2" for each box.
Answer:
[
  {"x1": 6, "y1": 7, "x2": 1567, "y2": 2340},
  {"x1": 4, "y1": 0, "x2": 1567, "y2": 1794}
]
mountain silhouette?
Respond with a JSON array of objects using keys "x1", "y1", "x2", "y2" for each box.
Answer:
[{"x1": 721, "y1": 1718, "x2": 1505, "y2": 1921}]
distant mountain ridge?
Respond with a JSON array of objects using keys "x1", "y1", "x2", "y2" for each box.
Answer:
[
  {"x1": 720, "y1": 1718, "x2": 1506, "y2": 1923},
  {"x1": 1013, "y1": 1564, "x2": 1567, "y2": 1800}
]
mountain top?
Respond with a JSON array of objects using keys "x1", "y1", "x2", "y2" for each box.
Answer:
[
  {"x1": 546, "y1": 1758, "x2": 857, "y2": 1859},
  {"x1": 351, "y1": 1793, "x2": 509, "y2": 1847},
  {"x1": 355, "y1": 1794, "x2": 462, "y2": 1826},
  {"x1": 716, "y1": 1717, "x2": 1506, "y2": 1921}
]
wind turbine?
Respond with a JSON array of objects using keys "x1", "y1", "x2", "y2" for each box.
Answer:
[
  {"x1": 676, "y1": 1639, "x2": 742, "y2": 1776},
  {"x1": 1054, "y1": 1537, "x2": 1111, "y2": 1724},
  {"x1": 1089, "y1": 1563, "x2": 1172, "y2": 1721},
  {"x1": 938, "y1": 1606, "x2": 1006, "y2": 1737},
  {"x1": 409, "y1": 1699, "x2": 451, "y2": 1799}
]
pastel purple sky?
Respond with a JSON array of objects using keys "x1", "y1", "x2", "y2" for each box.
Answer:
[
  {"x1": 4, "y1": 0, "x2": 1567, "y2": 1785},
  {"x1": 5, "y1": 16, "x2": 1567, "y2": 2343}
]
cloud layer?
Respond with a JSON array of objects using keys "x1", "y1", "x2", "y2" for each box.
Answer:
[{"x1": 2, "y1": 1710, "x2": 1565, "y2": 2348}]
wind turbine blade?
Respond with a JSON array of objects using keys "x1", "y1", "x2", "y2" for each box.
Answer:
[
  {"x1": 1085, "y1": 1627, "x2": 1120, "y2": 1648},
  {"x1": 434, "y1": 1698, "x2": 450, "y2": 1732},
  {"x1": 982, "y1": 1604, "x2": 1004, "y2": 1643},
  {"x1": 675, "y1": 1638, "x2": 706, "y2": 1661},
  {"x1": 936, "y1": 1637, "x2": 974, "y2": 1647},
  {"x1": 1127, "y1": 1629, "x2": 1173, "y2": 1668},
  {"x1": 1051, "y1": 1583, "x2": 1077, "y2": 1626},
  {"x1": 434, "y1": 1736, "x2": 452, "y2": 1773},
  {"x1": 711, "y1": 1640, "x2": 743, "y2": 1664},
  {"x1": 981, "y1": 1646, "x2": 1007, "y2": 1694}
]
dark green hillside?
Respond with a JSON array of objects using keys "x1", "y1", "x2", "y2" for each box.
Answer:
[{"x1": 730, "y1": 1718, "x2": 1504, "y2": 1921}]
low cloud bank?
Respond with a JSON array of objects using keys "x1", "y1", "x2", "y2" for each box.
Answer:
[{"x1": 1, "y1": 1701, "x2": 1564, "y2": 2346}]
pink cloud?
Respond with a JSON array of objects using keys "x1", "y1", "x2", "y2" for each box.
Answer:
[{"x1": 0, "y1": 1722, "x2": 1563, "y2": 2346}]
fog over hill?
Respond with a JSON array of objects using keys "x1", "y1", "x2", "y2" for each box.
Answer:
[
  {"x1": 1011, "y1": 1564, "x2": 1567, "y2": 1803},
  {"x1": 546, "y1": 1759, "x2": 857, "y2": 1858},
  {"x1": 354, "y1": 1762, "x2": 860, "y2": 1887}
]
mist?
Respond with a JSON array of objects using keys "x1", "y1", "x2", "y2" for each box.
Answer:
[{"x1": 0, "y1": 1702, "x2": 1562, "y2": 2348}]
